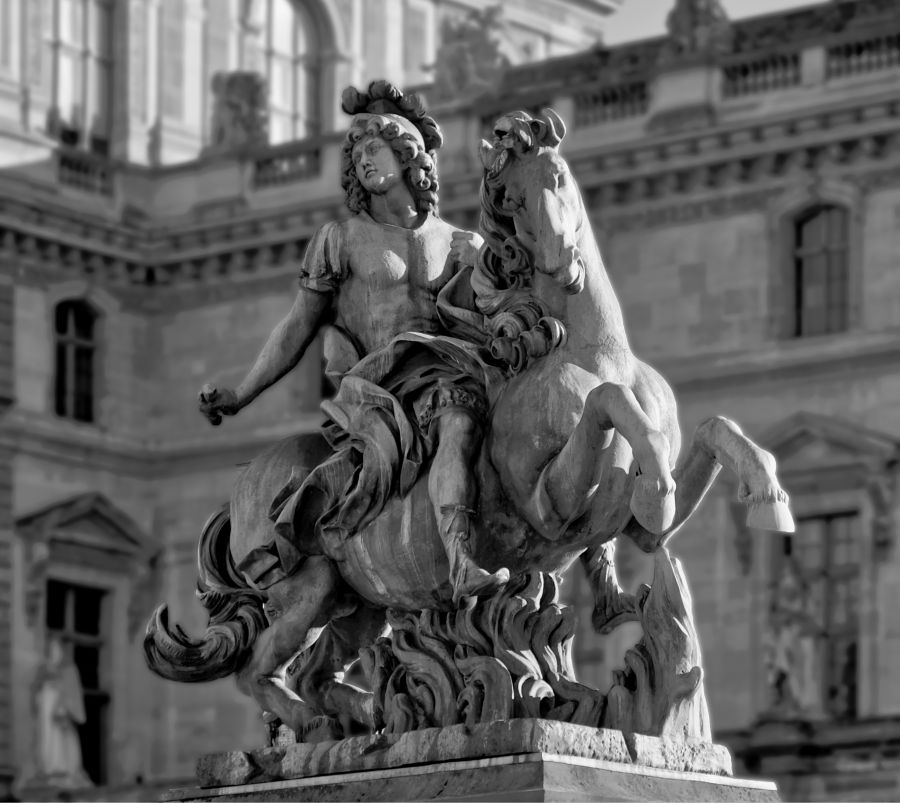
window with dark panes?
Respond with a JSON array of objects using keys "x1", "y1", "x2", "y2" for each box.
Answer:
[
  {"x1": 266, "y1": 0, "x2": 321, "y2": 144},
  {"x1": 47, "y1": 0, "x2": 113, "y2": 154},
  {"x1": 54, "y1": 300, "x2": 97, "y2": 423},
  {"x1": 793, "y1": 205, "x2": 849, "y2": 337},
  {"x1": 772, "y1": 512, "x2": 860, "y2": 719},
  {"x1": 0, "y1": 0, "x2": 12, "y2": 74},
  {"x1": 45, "y1": 579, "x2": 110, "y2": 785}
]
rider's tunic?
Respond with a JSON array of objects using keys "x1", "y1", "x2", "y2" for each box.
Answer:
[{"x1": 238, "y1": 212, "x2": 497, "y2": 589}]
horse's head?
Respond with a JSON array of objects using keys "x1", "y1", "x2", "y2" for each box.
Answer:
[{"x1": 479, "y1": 109, "x2": 585, "y2": 295}]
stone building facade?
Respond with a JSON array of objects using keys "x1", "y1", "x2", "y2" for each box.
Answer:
[
  {"x1": 0, "y1": 0, "x2": 621, "y2": 796},
  {"x1": 2, "y1": 0, "x2": 900, "y2": 799}
]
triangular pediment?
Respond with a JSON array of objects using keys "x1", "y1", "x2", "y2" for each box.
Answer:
[
  {"x1": 17, "y1": 493, "x2": 155, "y2": 559},
  {"x1": 760, "y1": 412, "x2": 899, "y2": 474}
]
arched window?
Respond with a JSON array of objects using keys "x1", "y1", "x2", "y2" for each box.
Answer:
[
  {"x1": 54, "y1": 300, "x2": 97, "y2": 422},
  {"x1": 47, "y1": 0, "x2": 113, "y2": 154},
  {"x1": 792, "y1": 205, "x2": 849, "y2": 337},
  {"x1": 265, "y1": 0, "x2": 320, "y2": 144}
]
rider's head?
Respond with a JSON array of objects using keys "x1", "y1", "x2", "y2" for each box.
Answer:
[
  {"x1": 340, "y1": 81, "x2": 442, "y2": 216},
  {"x1": 341, "y1": 113, "x2": 438, "y2": 215}
]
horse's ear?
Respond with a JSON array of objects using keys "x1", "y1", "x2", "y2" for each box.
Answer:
[{"x1": 537, "y1": 108, "x2": 566, "y2": 147}]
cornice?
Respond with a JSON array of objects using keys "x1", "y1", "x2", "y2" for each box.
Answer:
[
  {"x1": 658, "y1": 329, "x2": 900, "y2": 397},
  {"x1": 1, "y1": 93, "x2": 899, "y2": 289},
  {"x1": 0, "y1": 410, "x2": 325, "y2": 477}
]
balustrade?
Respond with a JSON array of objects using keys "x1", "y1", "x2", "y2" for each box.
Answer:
[
  {"x1": 827, "y1": 32, "x2": 900, "y2": 79},
  {"x1": 573, "y1": 81, "x2": 649, "y2": 127},
  {"x1": 722, "y1": 53, "x2": 802, "y2": 99},
  {"x1": 56, "y1": 149, "x2": 113, "y2": 195},
  {"x1": 253, "y1": 141, "x2": 322, "y2": 188}
]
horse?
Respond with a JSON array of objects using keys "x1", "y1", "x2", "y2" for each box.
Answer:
[{"x1": 144, "y1": 108, "x2": 794, "y2": 738}]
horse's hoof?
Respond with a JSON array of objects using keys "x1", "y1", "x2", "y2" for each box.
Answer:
[
  {"x1": 630, "y1": 477, "x2": 676, "y2": 534},
  {"x1": 746, "y1": 500, "x2": 795, "y2": 533}
]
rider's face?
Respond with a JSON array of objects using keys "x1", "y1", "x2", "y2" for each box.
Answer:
[{"x1": 353, "y1": 136, "x2": 403, "y2": 195}]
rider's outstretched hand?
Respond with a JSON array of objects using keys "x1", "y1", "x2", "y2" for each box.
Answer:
[
  {"x1": 450, "y1": 230, "x2": 484, "y2": 269},
  {"x1": 198, "y1": 384, "x2": 240, "y2": 426}
]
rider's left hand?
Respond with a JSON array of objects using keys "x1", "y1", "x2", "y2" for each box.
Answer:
[{"x1": 450, "y1": 230, "x2": 484, "y2": 268}]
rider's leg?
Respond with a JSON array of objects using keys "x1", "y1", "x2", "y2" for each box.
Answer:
[
  {"x1": 430, "y1": 408, "x2": 509, "y2": 602},
  {"x1": 235, "y1": 555, "x2": 345, "y2": 733}
]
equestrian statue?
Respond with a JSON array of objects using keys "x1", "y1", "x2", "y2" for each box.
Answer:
[{"x1": 144, "y1": 81, "x2": 794, "y2": 746}]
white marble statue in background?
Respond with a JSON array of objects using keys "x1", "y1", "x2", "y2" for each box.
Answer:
[
  {"x1": 33, "y1": 635, "x2": 92, "y2": 789},
  {"x1": 764, "y1": 560, "x2": 823, "y2": 719}
]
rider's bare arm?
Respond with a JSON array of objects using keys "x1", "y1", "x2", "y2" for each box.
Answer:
[{"x1": 199, "y1": 288, "x2": 332, "y2": 424}]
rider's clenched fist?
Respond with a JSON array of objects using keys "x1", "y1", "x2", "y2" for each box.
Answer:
[{"x1": 198, "y1": 384, "x2": 240, "y2": 426}]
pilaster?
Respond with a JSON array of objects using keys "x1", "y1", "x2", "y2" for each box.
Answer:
[{"x1": 0, "y1": 260, "x2": 14, "y2": 795}]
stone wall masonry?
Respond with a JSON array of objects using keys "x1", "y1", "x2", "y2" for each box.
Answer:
[
  {"x1": 154, "y1": 288, "x2": 324, "y2": 442},
  {"x1": 862, "y1": 185, "x2": 900, "y2": 330},
  {"x1": 605, "y1": 211, "x2": 770, "y2": 361}
]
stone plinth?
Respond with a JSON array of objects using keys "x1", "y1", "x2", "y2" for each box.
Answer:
[
  {"x1": 164, "y1": 753, "x2": 780, "y2": 802},
  {"x1": 162, "y1": 719, "x2": 779, "y2": 802}
]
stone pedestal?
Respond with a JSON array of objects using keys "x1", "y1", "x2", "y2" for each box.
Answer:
[
  {"x1": 164, "y1": 753, "x2": 779, "y2": 802},
  {"x1": 161, "y1": 719, "x2": 780, "y2": 802}
]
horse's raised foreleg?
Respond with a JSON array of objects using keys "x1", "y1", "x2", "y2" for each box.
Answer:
[
  {"x1": 234, "y1": 555, "x2": 352, "y2": 733},
  {"x1": 623, "y1": 415, "x2": 794, "y2": 552},
  {"x1": 534, "y1": 382, "x2": 675, "y2": 537}
]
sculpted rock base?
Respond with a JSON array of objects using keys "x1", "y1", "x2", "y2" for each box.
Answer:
[
  {"x1": 165, "y1": 720, "x2": 778, "y2": 802},
  {"x1": 192, "y1": 719, "x2": 733, "y2": 787}
]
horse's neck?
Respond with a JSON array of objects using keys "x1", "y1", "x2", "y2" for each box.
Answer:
[{"x1": 561, "y1": 223, "x2": 631, "y2": 361}]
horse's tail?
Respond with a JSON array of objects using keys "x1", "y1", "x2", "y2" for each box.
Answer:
[{"x1": 143, "y1": 508, "x2": 268, "y2": 683}]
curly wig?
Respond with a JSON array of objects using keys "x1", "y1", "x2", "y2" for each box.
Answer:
[{"x1": 340, "y1": 117, "x2": 440, "y2": 215}]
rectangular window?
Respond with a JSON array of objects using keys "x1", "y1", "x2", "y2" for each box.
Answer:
[
  {"x1": 0, "y1": 0, "x2": 13, "y2": 72},
  {"x1": 162, "y1": 0, "x2": 185, "y2": 120},
  {"x1": 45, "y1": 579, "x2": 110, "y2": 785},
  {"x1": 404, "y1": 5, "x2": 429, "y2": 78},
  {"x1": 54, "y1": 300, "x2": 96, "y2": 423},
  {"x1": 793, "y1": 205, "x2": 849, "y2": 337},
  {"x1": 46, "y1": 0, "x2": 112, "y2": 151},
  {"x1": 203, "y1": 0, "x2": 230, "y2": 142},
  {"x1": 772, "y1": 511, "x2": 859, "y2": 719}
]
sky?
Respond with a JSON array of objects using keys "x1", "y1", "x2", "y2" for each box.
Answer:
[{"x1": 603, "y1": 0, "x2": 829, "y2": 44}]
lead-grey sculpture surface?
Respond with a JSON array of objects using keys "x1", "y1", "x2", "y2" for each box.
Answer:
[{"x1": 144, "y1": 80, "x2": 794, "y2": 757}]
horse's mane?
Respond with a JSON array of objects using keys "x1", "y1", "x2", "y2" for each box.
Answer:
[{"x1": 474, "y1": 126, "x2": 567, "y2": 375}]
